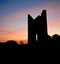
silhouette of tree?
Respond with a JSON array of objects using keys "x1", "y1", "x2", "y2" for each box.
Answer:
[
  {"x1": 4, "y1": 40, "x2": 18, "y2": 47},
  {"x1": 48, "y1": 35, "x2": 51, "y2": 40},
  {"x1": 52, "y1": 34, "x2": 60, "y2": 39},
  {"x1": 20, "y1": 41, "x2": 24, "y2": 44},
  {"x1": 6, "y1": 40, "x2": 17, "y2": 43},
  {"x1": 52, "y1": 34, "x2": 60, "y2": 43}
]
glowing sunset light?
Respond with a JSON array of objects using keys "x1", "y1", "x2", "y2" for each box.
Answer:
[{"x1": 0, "y1": 0, "x2": 60, "y2": 43}]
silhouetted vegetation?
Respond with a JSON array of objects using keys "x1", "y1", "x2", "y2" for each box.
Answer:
[
  {"x1": 0, "y1": 34, "x2": 60, "y2": 48},
  {"x1": 20, "y1": 41, "x2": 24, "y2": 44}
]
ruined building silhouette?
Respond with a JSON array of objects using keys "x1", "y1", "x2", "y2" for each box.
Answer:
[{"x1": 28, "y1": 10, "x2": 48, "y2": 46}]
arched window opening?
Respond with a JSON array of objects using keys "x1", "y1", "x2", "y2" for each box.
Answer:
[{"x1": 36, "y1": 34, "x2": 38, "y2": 41}]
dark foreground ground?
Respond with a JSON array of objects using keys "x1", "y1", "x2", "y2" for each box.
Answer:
[{"x1": 0, "y1": 40, "x2": 60, "y2": 64}]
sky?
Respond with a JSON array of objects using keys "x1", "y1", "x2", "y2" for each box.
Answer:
[{"x1": 0, "y1": 0, "x2": 60, "y2": 43}]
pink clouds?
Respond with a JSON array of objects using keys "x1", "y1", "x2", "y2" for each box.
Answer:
[
  {"x1": 0, "y1": 29, "x2": 12, "y2": 33},
  {"x1": 0, "y1": 29, "x2": 28, "y2": 42},
  {"x1": 0, "y1": 29, "x2": 28, "y2": 44},
  {"x1": 0, "y1": 29, "x2": 6, "y2": 33},
  {"x1": 48, "y1": 18, "x2": 60, "y2": 25}
]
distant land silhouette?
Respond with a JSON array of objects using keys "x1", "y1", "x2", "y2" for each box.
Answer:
[{"x1": 0, "y1": 10, "x2": 60, "y2": 48}]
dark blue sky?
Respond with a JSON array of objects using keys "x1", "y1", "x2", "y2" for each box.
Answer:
[{"x1": 1, "y1": 0, "x2": 59, "y2": 15}]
